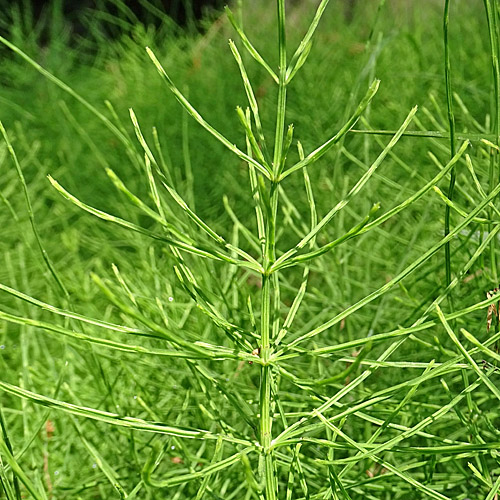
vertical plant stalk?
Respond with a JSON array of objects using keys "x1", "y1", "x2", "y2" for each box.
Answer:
[
  {"x1": 445, "y1": 1, "x2": 490, "y2": 469},
  {"x1": 484, "y1": 0, "x2": 500, "y2": 283},
  {"x1": 443, "y1": 0, "x2": 456, "y2": 291},
  {"x1": 259, "y1": 1, "x2": 287, "y2": 498}
]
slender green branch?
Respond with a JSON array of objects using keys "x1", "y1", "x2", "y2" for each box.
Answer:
[
  {"x1": 443, "y1": 0, "x2": 457, "y2": 290},
  {"x1": 48, "y1": 176, "x2": 262, "y2": 271},
  {"x1": 0, "y1": 380, "x2": 253, "y2": 446},
  {"x1": 225, "y1": 6, "x2": 279, "y2": 84},
  {"x1": 286, "y1": 0, "x2": 330, "y2": 83},
  {"x1": 350, "y1": 129, "x2": 495, "y2": 141},
  {"x1": 146, "y1": 47, "x2": 272, "y2": 179},
  {"x1": 280, "y1": 80, "x2": 380, "y2": 180},
  {"x1": 281, "y1": 174, "x2": 500, "y2": 351},
  {"x1": 484, "y1": 0, "x2": 500, "y2": 282}
]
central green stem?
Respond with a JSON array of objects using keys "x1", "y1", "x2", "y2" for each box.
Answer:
[
  {"x1": 259, "y1": 185, "x2": 279, "y2": 500},
  {"x1": 259, "y1": 2, "x2": 287, "y2": 498}
]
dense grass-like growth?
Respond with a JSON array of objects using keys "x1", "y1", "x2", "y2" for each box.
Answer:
[{"x1": 1, "y1": 0, "x2": 500, "y2": 498}]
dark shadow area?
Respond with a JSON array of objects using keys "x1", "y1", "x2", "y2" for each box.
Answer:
[{"x1": 0, "y1": 0, "x2": 227, "y2": 45}]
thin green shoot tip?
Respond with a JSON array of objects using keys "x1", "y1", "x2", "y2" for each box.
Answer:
[
  {"x1": 145, "y1": 47, "x2": 161, "y2": 68},
  {"x1": 129, "y1": 108, "x2": 139, "y2": 125}
]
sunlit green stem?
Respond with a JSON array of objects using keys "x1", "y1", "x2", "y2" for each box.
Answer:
[
  {"x1": 484, "y1": 0, "x2": 500, "y2": 282},
  {"x1": 258, "y1": 1, "x2": 287, "y2": 497},
  {"x1": 443, "y1": 0, "x2": 457, "y2": 294},
  {"x1": 273, "y1": 0, "x2": 287, "y2": 179}
]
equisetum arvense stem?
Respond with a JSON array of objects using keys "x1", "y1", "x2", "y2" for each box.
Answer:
[
  {"x1": 483, "y1": 0, "x2": 500, "y2": 282},
  {"x1": 258, "y1": 1, "x2": 287, "y2": 498}
]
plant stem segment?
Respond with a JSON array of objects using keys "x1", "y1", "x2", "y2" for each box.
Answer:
[
  {"x1": 259, "y1": 1, "x2": 287, "y2": 498},
  {"x1": 443, "y1": 0, "x2": 457, "y2": 293},
  {"x1": 483, "y1": 0, "x2": 500, "y2": 282}
]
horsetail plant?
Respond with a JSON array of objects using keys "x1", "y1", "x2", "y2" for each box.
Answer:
[
  {"x1": 140, "y1": 2, "x2": 412, "y2": 496},
  {"x1": 3, "y1": 0, "x2": 500, "y2": 498}
]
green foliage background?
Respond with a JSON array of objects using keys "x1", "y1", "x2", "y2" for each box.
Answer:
[{"x1": 1, "y1": 0, "x2": 500, "y2": 499}]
